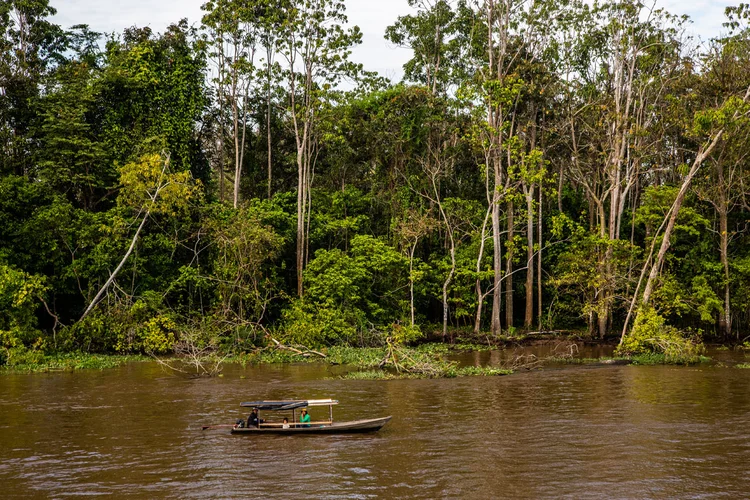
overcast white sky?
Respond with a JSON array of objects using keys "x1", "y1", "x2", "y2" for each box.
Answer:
[{"x1": 52, "y1": 0, "x2": 732, "y2": 82}]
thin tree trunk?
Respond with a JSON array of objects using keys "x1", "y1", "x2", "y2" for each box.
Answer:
[
  {"x1": 474, "y1": 204, "x2": 492, "y2": 333},
  {"x1": 557, "y1": 162, "x2": 563, "y2": 213},
  {"x1": 537, "y1": 186, "x2": 543, "y2": 329},
  {"x1": 235, "y1": 80, "x2": 251, "y2": 209},
  {"x1": 409, "y1": 244, "x2": 417, "y2": 326},
  {"x1": 81, "y1": 157, "x2": 170, "y2": 320},
  {"x1": 267, "y1": 44, "x2": 273, "y2": 200},
  {"x1": 217, "y1": 39, "x2": 226, "y2": 203},
  {"x1": 491, "y1": 160, "x2": 503, "y2": 336},
  {"x1": 231, "y1": 40, "x2": 241, "y2": 209},
  {"x1": 80, "y1": 211, "x2": 149, "y2": 321},
  {"x1": 718, "y1": 203, "x2": 731, "y2": 337},
  {"x1": 621, "y1": 121, "x2": 735, "y2": 342},
  {"x1": 524, "y1": 184, "x2": 534, "y2": 329},
  {"x1": 431, "y1": 172, "x2": 455, "y2": 339},
  {"x1": 641, "y1": 131, "x2": 726, "y2": 308},
  {"x1": 505, "y1": 199, "x2": 514, "y2": 329}
]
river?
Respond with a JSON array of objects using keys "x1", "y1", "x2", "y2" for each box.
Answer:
[{"x1": 2, "y1": 346, "x2": 750, "y2": 498}]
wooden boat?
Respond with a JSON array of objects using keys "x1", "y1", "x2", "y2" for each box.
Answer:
[{"x1": 229, "y1": 399, "x2": 391, "y2": 434}]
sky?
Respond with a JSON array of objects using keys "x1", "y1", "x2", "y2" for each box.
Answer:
[{"x1": 51, "y1": 0, "x2": 733, "y2": 83}]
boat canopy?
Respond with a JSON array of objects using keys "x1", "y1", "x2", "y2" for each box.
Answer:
[{"x1": 240, "y1": 399, "x2": 339, "y2": 410}]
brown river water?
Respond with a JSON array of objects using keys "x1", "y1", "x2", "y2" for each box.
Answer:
[{"x1": 2, "y1": 345, "x2": 750, "y2": 498}]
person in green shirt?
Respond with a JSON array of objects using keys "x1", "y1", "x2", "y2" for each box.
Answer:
[{"x1": 300, "y1": 409, "x2": 311, "y2": 427}]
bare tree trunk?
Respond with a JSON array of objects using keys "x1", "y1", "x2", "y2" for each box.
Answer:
[
  {"x1": 233, "y1": 99, "x2": 241, "y2": 208},
  {"x1": 715, "y1": 161, "x2": 732, "y2": 338},
  {"x1": 620, "y1": 119, "x2": 736, "y2": 342},
  {"x1": 505, "y1": 200, "x2": 514, "y2": 329},
  {"x1": 293, "y1": 105, "x2": 306, "y2": 297},
  {"x1": 296, "y1": 149, "x2": 306, "y2": 297},
  {"x1": 217, "y1": 40, "x2": 226, "y2": 203},
  {"x1": 80, "y1": 211, "x2": 149, "y2": 321},
  {"x1": 267, "y1": 44, "x2": 273, "y2": 200},
  {"x1": 641, "y1": 131, "x2": 726, "y2": 308},
  {"x1": 474, "y1": 204, "x2": 492, "y2": 333},
  {"x1": 409, "y1": 244, "x2": 417, "y2": 326},
  {"x1": 231, "y1": 40, "x2": 241, "y2": 209},
  {"x1": 235, "y1": 80, "x2": 251, "y2": 209},
  {"x1": 491, "y1": 158, "x2": 503, "y2": 336},
  {"x1": 218, "y1": 117, "x2": 225, "y2": 203},
  {"x1": 524, "y1": 183, "x2": 534, "y2": 329},
  {"x1": 719, "y1": 203, "x2": 731, "y2": 337},
  {"x1": 430, "y1": 171, "x2": 455, "y2": 339},
  {"x1": 81, "y1": 156, "x2": 170, "y2": 320},
  {"x1": 557, "y1": 162, "x2": 563, "y2": 213},
  {"x1": 537, "y1": 186, "x2": 543, "y2": 329}
]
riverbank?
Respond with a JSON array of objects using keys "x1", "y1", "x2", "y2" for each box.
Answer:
[
  {"x1": 0, "y1": 353, "x2": 149, "y2": 373},
  {"x1": 3, "y1": 337, "x2": 737, "y2": 377}
]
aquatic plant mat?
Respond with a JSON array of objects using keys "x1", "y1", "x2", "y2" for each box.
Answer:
[
  {"x1": 1, "y1": 353, "x2": 149, "y2": 373},
  {"x1": 232, "y1": 341, "x2": 521, "y2": 379}
]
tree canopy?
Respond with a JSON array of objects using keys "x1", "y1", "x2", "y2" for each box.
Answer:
[{"x1": 3, "y1": 0, "x2": 750, "y2": 365}]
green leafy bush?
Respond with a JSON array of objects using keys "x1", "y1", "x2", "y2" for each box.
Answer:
[
  {"x1": 390, "y1": 323, "x2": 423, "y2": 345},
  {"x1": 0, "y1": 265, "x2": 48, "y2": 365},
  {"x1": 616, "y1": 307, "x2": 705, "y2": 363},
  {"x1": 279, "y1": 299, "x2": 359, "y2": 347}
]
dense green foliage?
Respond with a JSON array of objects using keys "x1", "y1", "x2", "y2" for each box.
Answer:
[{"x1": 3, "y1": 0, "x2": 750, "y2": 367}]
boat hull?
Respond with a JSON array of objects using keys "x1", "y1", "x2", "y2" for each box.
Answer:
[{"x1": 230, "y1": 416, "x2": 391, "y2": 434}]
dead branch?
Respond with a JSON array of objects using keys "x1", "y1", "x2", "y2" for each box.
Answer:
[{"x1": 266, "y1": 335, "x2": 327, "y2": 358}]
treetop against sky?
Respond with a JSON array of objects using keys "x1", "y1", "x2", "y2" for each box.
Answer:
[{"x1": 52, "y1": 0, "x2": 730, "y2": 83}]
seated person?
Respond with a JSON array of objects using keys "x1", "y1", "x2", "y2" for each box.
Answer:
[
  {"x1": 248, "y1": 408, "x2": 260, "y2": 428},
  {"x1": 300, "y1": 409, "x2": 311, "y2": 427},
  {"x1": 234, "y1": 418, "x2": 245, "y2": 429},
  {"x1": 282, "y1": 417, "x2": 290, "y2": 429}
]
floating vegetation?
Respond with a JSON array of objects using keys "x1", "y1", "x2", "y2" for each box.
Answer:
[
  {"x1": 341, "y1": 365, "x2": 512, "y2": 380},
  {"x1": 452, "y1": 366, "x2": 513, "y2": 377},
  {"x1": 543, "y1": 356, "x2": 606, "y2": 365},
  {"x1": 233, "y1": 338, "x2": 513, "y2": 379},
  {"x1": 2, "y1": 353, "x2": 148, "y2": 373},
  {"x1": 628, "y1": 353, "x2": 711, "y2": 365},
  {"x1": 414, "y1": 342, "x2": 493, "y2": 354}
]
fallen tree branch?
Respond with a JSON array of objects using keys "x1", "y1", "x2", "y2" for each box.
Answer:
[{"x1": 266, "y1": 335, "x2": 327, "y2": 358}]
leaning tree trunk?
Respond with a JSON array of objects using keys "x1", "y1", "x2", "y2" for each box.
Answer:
[
  {"x1": 80, "y1": 211, "x2": 150, "y2": 321},
  {"x1": 620, "y1": 125, "x2": 730, "y2": 342},
  {"x1": 641, "y1": 131, "x2": 726, "y2": 307},
  {"x1": 81, "y1": 156, "x2": 170, "y2": 320}
]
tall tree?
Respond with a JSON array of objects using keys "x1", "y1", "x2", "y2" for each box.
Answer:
[
  {"x1": 202, "y1": 0, "x2": 260, "y2": 207},
  {"x1": 0, "y1": 0, "x2": 63, "y2": 176},
  {"x1": 278, "y1": 0, "x2": 363, "y2": 297}
]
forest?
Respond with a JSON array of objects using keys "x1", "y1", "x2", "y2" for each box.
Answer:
[{"x1": 2, "y1": 0, "x2": 750, "y2": 367}]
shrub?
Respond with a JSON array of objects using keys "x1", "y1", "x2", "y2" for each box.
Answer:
[
  {"x1": 390, "y1": 323, "x2": 423, "y2": 345},
  {"x1": 279, "y1": 299, "x2": 359, "y2": 347},
  {"x1": 617, "y1": 307, "x2": 705, "y2": 363},
  {"x1": 0, "y1": 265, "x2": 47, "y2": 362}
]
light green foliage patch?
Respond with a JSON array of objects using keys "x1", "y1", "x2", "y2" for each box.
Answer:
[{"x1": 617, "y1": 307, "x2": 705, "y2": 364}]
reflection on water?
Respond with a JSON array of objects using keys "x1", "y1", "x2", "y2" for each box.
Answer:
[{"x1": 2, "y1": 348, "x2": 750, "y2": 498}]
